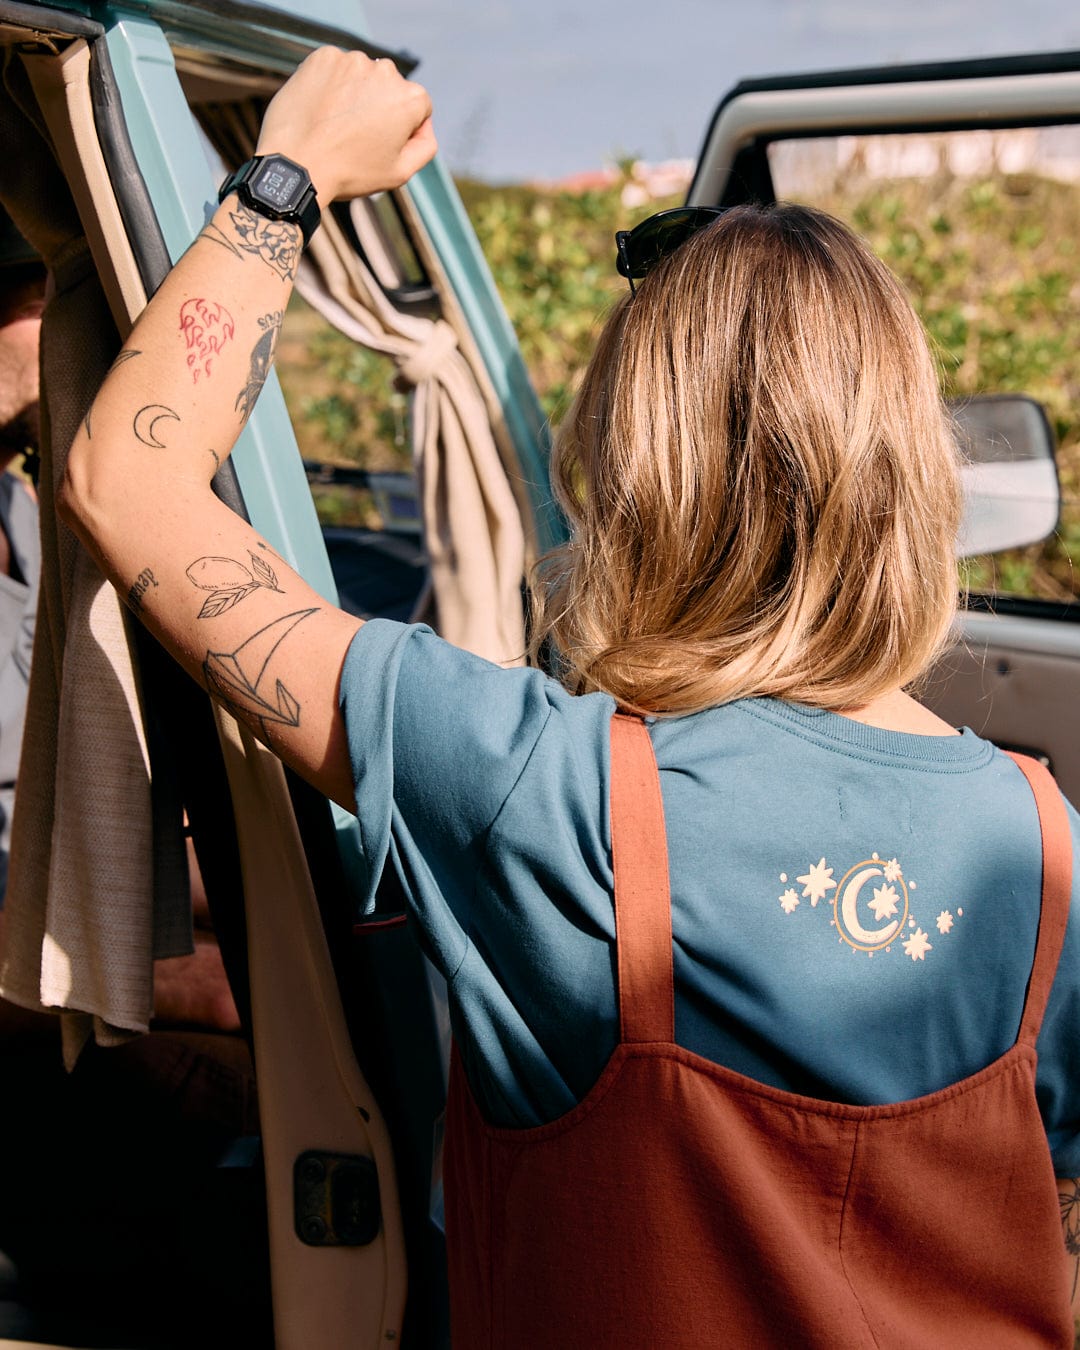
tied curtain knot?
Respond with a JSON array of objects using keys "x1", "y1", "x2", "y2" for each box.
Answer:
[{"x1": 395, "y1": 318, "x2": 458, "y2": 388}]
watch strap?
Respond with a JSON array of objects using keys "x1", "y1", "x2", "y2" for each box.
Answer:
[{"x1": 218, "y1": 155, "x2": 321, "y2": 248}]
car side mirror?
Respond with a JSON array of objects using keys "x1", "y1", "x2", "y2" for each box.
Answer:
[{"x1": 952, "y1": 394, "x2": 1060, "y2": 559}]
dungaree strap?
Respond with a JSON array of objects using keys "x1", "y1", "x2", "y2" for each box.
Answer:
[
  {"x1": 1006, "y1": 751, "x2": 1074, "y2": 1046},
  {"x1": 610, "y1": 713, "x2": 675, "y2": 1044}
]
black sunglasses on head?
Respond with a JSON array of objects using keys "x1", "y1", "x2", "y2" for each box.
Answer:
[{"x1": 615, "y1": 207, "x2": 727, "y2": 294}]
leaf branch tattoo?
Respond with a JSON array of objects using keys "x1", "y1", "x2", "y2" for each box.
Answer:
[
  {"x1": 203, "y1": 608, "x2": 316, "y2": 735},
  {"x1": 127, "y1": 566, "x2": 158, "y2": 615},
  {"x1": 236, "y1": 312, "x2": 283, "y2": 422},
  {"x1": 84, "y1": 348, "x2": 142, "y2": 439},
  {"x1": 187, "y1": 550, "x2": 284, "y2": 618},
  {"x1": 179, "y1": 297, "x2": 235, "y2": 383},
  {"x1": 199, "y1": 207, "x2": 300, "y2": 281}
]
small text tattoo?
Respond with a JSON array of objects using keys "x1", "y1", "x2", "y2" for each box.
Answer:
[
  {"x1": 85, "y1": 349, "x2": 142, "y2": 439},
  {"x1": 208, "y1": 448, "x2": 221, "y2": 472},
  {"x1": 203, "y1": 608, "x2": 317, "y2": 735},
  {"x1": 179, "y1": 297, "x2": 235, "y2": 383},
  {"x1": 186, "y1": 550, "x2": 284, "y2": 618},
  {"x1": 236, "y1": 312, "x2": 283, "y2": 421},
  {"x1": 133, "y1": 404, "x2": 181, "y2": 449},
  {"x1": 127, "y1": 567, "x2": 158, "y2": 614}
]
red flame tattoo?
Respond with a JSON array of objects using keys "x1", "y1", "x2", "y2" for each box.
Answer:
[{"x1": 179, "y1": 297, "x2": 236, "y2": 383}]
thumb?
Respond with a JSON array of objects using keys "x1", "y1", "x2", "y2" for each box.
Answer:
[{"x1": 397, "y1": 117, "x2": 438, "y2": 181}]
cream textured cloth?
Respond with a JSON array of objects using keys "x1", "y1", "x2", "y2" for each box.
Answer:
[
  {"x1": 297, "y1": 207, "x2": 527, "y2": 667},
  {"x1": 0, "y1": 56, "x2": 190, "y2": 1065}
]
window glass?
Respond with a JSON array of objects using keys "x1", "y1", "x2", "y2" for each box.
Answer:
[
  {"x1": 276, "y1": 293, "x2": 412, "y2": 527},
  {"x1": 768, "y1": 128, "x2": 1080, "y2": 607},
  {"x1": 274, "y1": 288, "x2": 425, "y2": 623}
]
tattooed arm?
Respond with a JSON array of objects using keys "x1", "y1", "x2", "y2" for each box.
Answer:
[
  {"x1": 57, "y1": 49, "x2": 435, "y2": 809},
  {"x1": 1060, "y1": 1178, "x2": 1080, "y2": 1323}
]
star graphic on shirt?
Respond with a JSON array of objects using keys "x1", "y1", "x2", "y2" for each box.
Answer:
[
  {"x1": 883, "y1": 858, "x2": 903, "y2": 882},
  {"x1": 868, "y1": 884, "x2": 900, "y2": 921},
  {"x1": 936, "y1": 910, "x2": 954, "y2": 934},
  {"x1": 779, "y1": 888, "x2": 800, "y2": 914},
  {"x1": 796, "y1": 858, "x2": 837, "y2": 906},
  {"x1": 903, "y1": 928, "x2": 932, "y2": 961}
]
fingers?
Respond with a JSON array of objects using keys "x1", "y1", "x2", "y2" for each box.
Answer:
[
  {"x1": 399, "y1": 116, "x2": 439, "y2": 180},
  {"x1": 256, "y1": 47, "x2": 436, "y2": 200}
]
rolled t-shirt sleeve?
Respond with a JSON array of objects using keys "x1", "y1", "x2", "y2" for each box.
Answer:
[{"x1": 338, "y1": 620, "x2": 555, "y2": 974}]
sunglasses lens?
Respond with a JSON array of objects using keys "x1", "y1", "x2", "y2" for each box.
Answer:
[{"x1": 616, "y1": 208, "x2": 724, "y2": 282}]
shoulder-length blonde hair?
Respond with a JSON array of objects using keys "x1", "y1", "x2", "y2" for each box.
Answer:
[{"x1": 529, "y1": 203, "x2": 961, "y2": 715}]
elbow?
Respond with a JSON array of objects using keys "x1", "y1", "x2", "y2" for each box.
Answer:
[
  {"x1": 55, "y1": 424, "x2": 121, "y2": 562},
  {"x1": 55, "y1": 428, "x2": 94, "y2": 542}
]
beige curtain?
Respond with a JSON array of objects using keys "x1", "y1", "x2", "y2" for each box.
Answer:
[
  {"x1": 0, "y1": 48, "x2": 190, "y2": 1066},
  {"x1": 297, "y1": 206, "x2": 527, "y2": 666}
]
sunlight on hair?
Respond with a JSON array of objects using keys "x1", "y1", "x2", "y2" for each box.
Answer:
[{"x1": 529, "y1": 203, "x2": 962, "y2": 715}]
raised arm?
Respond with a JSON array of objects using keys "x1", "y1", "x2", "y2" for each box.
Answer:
[{"x1": 58, "y1": 49, "x2": 436, "y2": 810}]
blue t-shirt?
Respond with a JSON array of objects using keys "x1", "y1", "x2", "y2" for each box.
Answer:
[{"x1": 340, "y1": 619, "x2": 1080, "y2": 1171}]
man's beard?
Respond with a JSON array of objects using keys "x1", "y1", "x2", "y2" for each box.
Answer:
[{"x1": 0, "y1": 399, "x2": 39, "y2": 463}]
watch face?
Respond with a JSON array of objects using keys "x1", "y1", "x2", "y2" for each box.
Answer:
[{"x1": 253, "y1": 157, "x2": 306, "y2": 211}]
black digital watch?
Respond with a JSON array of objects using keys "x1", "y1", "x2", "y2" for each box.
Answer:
[{"x1": 218, "y1": 154, "x2": 321, "y2": 247}]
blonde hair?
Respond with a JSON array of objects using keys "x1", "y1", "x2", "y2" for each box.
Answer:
[{"x1": 529, "y1": 203, "x2": 961, "y2": 715}]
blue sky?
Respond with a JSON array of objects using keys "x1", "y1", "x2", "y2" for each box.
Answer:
[{"x1": 358, "y1": 0, "x2": 1080, "y2": 181}]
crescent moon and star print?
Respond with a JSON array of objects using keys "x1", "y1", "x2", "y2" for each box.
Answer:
[{"x1": 776, "y1": 854, "x2": 963, "y2": 961}]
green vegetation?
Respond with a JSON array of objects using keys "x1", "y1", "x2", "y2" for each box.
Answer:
[
  {"x1": 277, "y1": 171, "x2": 1080, "y2": 601},
  {"x1": 816, "y1": 173, "x2": 1080, "y2": 603},
  {"x1": 277, "y1": 177, "x2": 670, "y2": 465},
  {"x1": 454, "y1": 178, "x2": 672, "y2": 420}
]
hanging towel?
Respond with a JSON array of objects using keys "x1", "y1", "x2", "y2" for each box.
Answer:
[
  {"x1": 296, "y1": 206, "x2": 527, "y2": 667},
  {"x1": 0, "y1": 49, "x2": 190, "y2": 1066}
]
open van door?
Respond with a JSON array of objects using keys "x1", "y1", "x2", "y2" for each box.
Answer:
[
  {"x1": 0, "y1": 3, "x2": 551, "y2": 1346},
  {"x1": 689, "y1": 52, "x2": 1080, "y2": 802},
  {"x1": 0, "y1": 5, "x2": 412, "y2": 1346}
]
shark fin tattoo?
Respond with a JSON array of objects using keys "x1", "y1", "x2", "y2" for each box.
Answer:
[{"x1": 203, "y1": 608, "x2": 315, "y2": 730}]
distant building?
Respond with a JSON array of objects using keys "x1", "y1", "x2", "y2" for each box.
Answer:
[
  {"x1": 770, "y1": 127, "x2": 1080, "y2": 196},
  {"x1": 534, "y1": 159, "x2": 694, "y2": 206}
]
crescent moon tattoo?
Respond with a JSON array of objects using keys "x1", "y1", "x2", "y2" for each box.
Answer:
[{"x1": 133, "y1": 403, "x2": 181, "y2": 449}]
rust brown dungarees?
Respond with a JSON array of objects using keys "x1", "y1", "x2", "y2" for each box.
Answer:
[{"x1": 445, "y1": 713, "x2": 1075, "y2": 1348}]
